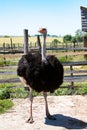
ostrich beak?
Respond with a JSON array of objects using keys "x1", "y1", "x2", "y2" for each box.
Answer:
[{"x1": 38, "y1": 28, "x2": 47, "y2": 34}]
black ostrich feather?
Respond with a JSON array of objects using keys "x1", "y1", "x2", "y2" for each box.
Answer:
[{"x1": 17, "y1": 52, "x2": 64, "y2": 93}]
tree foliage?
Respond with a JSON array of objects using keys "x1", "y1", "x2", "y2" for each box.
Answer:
[
  {"x1": 75, "y1": 29, "x2": 83, "y2": 42},
  {"x1": 71, "y1": 36, "x2": 77, "y2": 43},
  {"x1": 52, "y1": 39, "x2": 60, "y2": 44},
  {"x1": 51, "y1": 39, "x2": 60, "y2": 47},
  {"x1": 63, "y1": 35, "x2": 72, "y2": 43},
  {"x1": 63, "y1": 29, "x2": 83, "y2": 43}
]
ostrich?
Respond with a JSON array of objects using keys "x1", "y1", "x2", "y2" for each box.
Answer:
[{"x1": 17, "y1": 28, "x2": 64, "y2": 123}]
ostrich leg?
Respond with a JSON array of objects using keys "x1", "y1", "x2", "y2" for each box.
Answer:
[
  {"x1": 26, "y1": 88, "x2": 34, "y2": 123},
  {"x1": 43, "y1": 92, "x2": 56, "y2": 120}
]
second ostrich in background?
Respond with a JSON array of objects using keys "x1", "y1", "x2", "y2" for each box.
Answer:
[{"x1": 17, "y1": 28, "x2": 64, "y2": 123}]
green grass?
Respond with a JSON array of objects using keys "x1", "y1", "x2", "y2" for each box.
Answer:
[
  {"x1": 0, "y1": 84, "x2": 29, "y2": 99},
  {"x1": 0, "y1": 99, "x2": 13, "y2": 114},
  {"x1": 0, "y1": 57, "x2": 18, "y2": 66},
  {"x1": 0, "y1": 82, "x2": 87, "y2": 114},
  {"x1": 0, "y1": 87, "x2": 10, "y2": 99},
  {"x1": 59, "y1": 55, "x2": 73, "y2": 62},
  {"x1": 9, "y1": 87, "x2": 29, "y2": 98},
  {"x1": 0, "y1": 82, "x2": 87, "y2": 99},
  {"x1": 59, "y1": 55, "x2": 86, "y2": 62},
  {"x1": 56, "y1": 82, "x2": 87, "y2": 95}
]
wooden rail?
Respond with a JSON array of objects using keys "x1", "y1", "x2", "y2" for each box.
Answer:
[
  {"x1": 0, "y1": 61, "x2": 87, "y2": 88},
  {"x1": 62, "y1": 61, "x2": 87, "y2": 87},
  {"x1": 0, "y1": 47, "x2": 87, "y2": 54}
]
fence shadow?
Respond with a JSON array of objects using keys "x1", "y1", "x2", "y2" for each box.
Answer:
[{"x1": 45, "y1": 114, "x2": 87, "y2": 129}]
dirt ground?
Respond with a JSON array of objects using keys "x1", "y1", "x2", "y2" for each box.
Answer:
[{"x1": 0, "y1": 95, "x2": 87, "y2": 130}]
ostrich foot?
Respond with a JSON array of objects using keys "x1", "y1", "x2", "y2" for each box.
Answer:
[
  {"x1": 47, "y1": 114, "x2": 56, "y2": 120},
  {"x1": 26, "y1": 117, "x2": 34, "y2": 123}
]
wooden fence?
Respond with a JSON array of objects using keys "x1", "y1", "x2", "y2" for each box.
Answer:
[
  {"x1": 0, "y1": 61, "x2": 87, "y2": 88},
  {"x1": 62, "y1": 61, "x2": 87, "y2": 87},
  {"x1": 0, "y1": 31, "x2": 87, "y2": 88},
  {"x1": 0, "y1": 40, "x2": 87, "y2": 54}
]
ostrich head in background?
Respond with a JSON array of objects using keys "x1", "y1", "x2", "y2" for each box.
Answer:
[
  {"x1": 38, "y1": 28, "x2": 47, "y2": 36},
  {"x1": 38, "y1": 28, "x2": 47, "y2": 62}
]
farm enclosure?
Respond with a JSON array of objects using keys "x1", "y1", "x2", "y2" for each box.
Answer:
[{"x1": 0, "y1": 35, "x2": 87, "y2": 96}]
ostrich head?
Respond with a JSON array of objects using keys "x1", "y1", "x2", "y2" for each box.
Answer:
[
  {"x1": 38, "y1": 28, "x2": 47, "y2": 36},
  {"x1": 38, "y1": 28, "x2": 47, "y2": 62}
]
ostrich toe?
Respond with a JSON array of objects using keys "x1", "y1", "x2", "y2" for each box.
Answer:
[
  {"x1": 26, "y1": 117, "x2": 34, "y2": 123},
  {"x1": 47, "y1": 114, "x2": 56, "y2": 120}
]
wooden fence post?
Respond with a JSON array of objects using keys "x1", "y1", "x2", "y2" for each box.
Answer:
[
  {"x1": 37, "y1": 35, "x2": 41, "y2": 52},
  {"x1": 10, "y1": 38, "x2": 13, "y2": 51},
  {"x1": 3, "y1": 43, "x2": 6, "y2": 65},
  {"x1": 73, "y1": 42, "x2": 76, "y2": 52},
  {"x1": 24, "y1": 29, "x2": 29, "y2": 54},
  {"x1": 65, "y1": 42, "x2": 68, "y2": 59},
  {"x1": 84, "y1": 36, "x2": 87, "y2": 59},
  {"x1": 70, "y1": 65, "x2": 74, "y2": 88},
  {"x1": 3, "y1": 43, "x2": 5, "y2": 53}
]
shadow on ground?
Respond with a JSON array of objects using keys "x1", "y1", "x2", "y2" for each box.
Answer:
[{"x1": 45, "y1": 114, "x2": 87, "y2": 129}]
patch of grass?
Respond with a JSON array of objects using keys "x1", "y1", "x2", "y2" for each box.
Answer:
[
  {"x1": 0, "y1": 99, "x2": 13, "y2": 114},
  {"x1": 0, "y1": 57, "x2": 4, "y2": 66},
  {"x1": 5, "y1": 60, "x2": 18, "y2": 66},
  {"x1": 0, "y1": 83, "x2": 14, "y2": 88},
  {"x1": 0, "y1": 55, "x2": 19, "y2": 67},
  {"x1": 54, "y1": 88, "x2": 69, "y2": 95},
  {"x1": 9, "y1": 87, "x2": 29, "y2": 98},
  {"x1": 0, "y1": 74, "x2": 18, "y2": 80},
  {"x1": 59, "y1": 55, "x2": 73, "y2": 62},
  {"x1": 0, "y1": 84, "x2": 29, "y2": 99},
  {"x1": 72, "y1": 55, "x2": 85, "y2": 62},
  {"x1": 59, "y1": 54, "x2": 86, "y2": 63},
  {"x1": 52, "y1": 82, "x2": 87, "y2": 96},
  {"x1": 74, "y1": 82, "x2": 87, "y2": 95},
  {"x1": 81, "y1": 66, "x2": 87, "y2": 70},
  {"x1": 0, "y1": 87, "x2": 10, "y2": 99}
]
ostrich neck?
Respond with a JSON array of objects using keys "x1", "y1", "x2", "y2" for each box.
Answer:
[{"x1": 41, "y1": 35, "x2": 46, "y2": 62}]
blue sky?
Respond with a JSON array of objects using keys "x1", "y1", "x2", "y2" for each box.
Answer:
[{"x1": 0, "y1": 0, "x2": 87, "y2": 36}]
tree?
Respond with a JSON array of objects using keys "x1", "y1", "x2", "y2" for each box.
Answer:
[
  {"x1": 84, "y1": 32, "x2": 87, "y2": 37},
  {"x1": 75, "y1": 29, "x2": 83, "y2": 36},
  {"x1": 52, "y1": 39, "x2": 60, "y2": 47},
  {"x1": 4, "y1": 35, "x2": 10, "y2": 38},
  {"x1": 75, "y1": 29, "x2": 83, "y2": 42},
  {"x1": 63, "y1": 35, "x2": 72, "y2": 43},
  {"x1": 71, "y1": 36, "x2": 77, "y2": 43}
]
